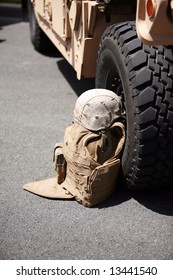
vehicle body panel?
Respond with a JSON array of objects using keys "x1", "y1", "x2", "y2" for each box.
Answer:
[
  {"x1": 30, "y1": 0, "x2": 136, "y2": 78},
  {"x1": 136, "y1": 0, "x2": 173, "y2": 45}
]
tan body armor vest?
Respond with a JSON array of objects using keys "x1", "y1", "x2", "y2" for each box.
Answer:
[
  {"x1": 55, "y1": 122, "x2": 125, "y2": 207},
  {"x1": 23, "y1": 89, "x2": 125, "y2": 207}
]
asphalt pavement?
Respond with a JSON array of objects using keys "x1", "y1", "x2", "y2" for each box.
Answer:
[{"x1": 0, "y1": 14, "x2": 173, "y2": 260}]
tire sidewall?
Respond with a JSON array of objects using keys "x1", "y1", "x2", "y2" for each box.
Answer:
[{"x1": 96, "y1": 36, "x2": 136, "y2": 178}]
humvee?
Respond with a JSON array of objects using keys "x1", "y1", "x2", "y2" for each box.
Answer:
[{"x1": 23, "y1": 0, "x2": 173, "y2": 191}]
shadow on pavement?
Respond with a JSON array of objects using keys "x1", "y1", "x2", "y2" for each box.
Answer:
[
  {"x1": 133, "y1": 185, "x2": 173, "y2": 216},
  {"x1": 57, "y1": 58, "x2": 95, "y2": 96},
  {"x1": 98, "y1": 183, "x2": 173, "y2": 216},
  {"x1": 97, "y1": 186, "x2": 132, "y2": 209},
  {"x1": 0, "y1": 39, "x2": 6, "y2": 43},
  {"x1": 0, "y1": 16, "x2": 22, "y2": 27}
]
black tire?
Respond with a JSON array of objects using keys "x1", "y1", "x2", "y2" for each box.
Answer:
[
  {"x1": 27, "y1": 0, "x2": 55, "y2": 53},
  {"x1": 96, "y1": 21, "x2": 173, "y2": 190}
]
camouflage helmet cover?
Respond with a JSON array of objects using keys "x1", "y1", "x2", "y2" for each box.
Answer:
[{"x1": 73, "y1": 88, "x2": 123, "y2": 131}]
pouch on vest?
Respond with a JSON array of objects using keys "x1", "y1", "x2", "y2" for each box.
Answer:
[{"x1": 53, "y1": 143, "x2": 66, "y2": 184}]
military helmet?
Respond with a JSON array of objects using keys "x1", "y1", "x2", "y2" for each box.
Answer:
[{"x1": 73, "y1": 88, "x2": 123, "y2": 131}]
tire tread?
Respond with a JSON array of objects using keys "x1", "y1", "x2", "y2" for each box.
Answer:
[{"x1": 96, "y1": 21, "x2": 173, "y2": 190}]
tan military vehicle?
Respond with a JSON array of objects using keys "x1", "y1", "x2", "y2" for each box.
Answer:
[
  {"x1": 137, "y1": 0, "x2": 173, "y2": 45},
  {"x1": 23, "y1": 0, "x2": 173, "y2": 191}
]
